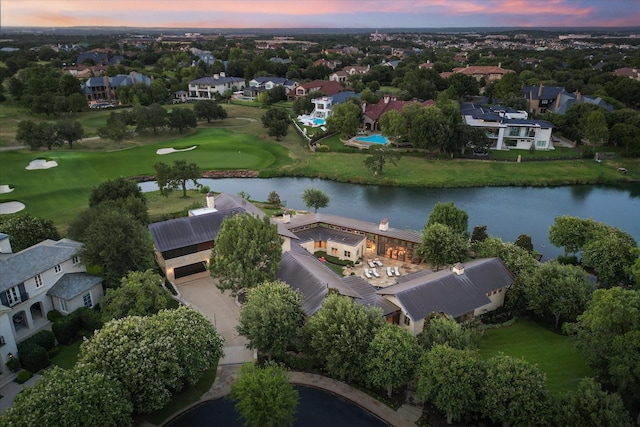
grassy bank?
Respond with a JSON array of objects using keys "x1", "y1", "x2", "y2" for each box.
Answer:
[{"x1": 478, "y1": 319, "x2": 593, "y2": 395}]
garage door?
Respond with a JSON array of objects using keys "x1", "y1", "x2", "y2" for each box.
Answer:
[{"x1": 174, "y1": 262, "x2": 207, "y2": 279}]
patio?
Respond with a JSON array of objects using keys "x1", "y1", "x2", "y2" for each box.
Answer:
[{"x1": 343, "y1": 257, "x2": 429, "y2": 288}]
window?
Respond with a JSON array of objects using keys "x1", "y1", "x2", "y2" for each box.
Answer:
[
  {"x1": 536, "y1": 140, "x2": 546, "y2": 148},
  {"x1": 54, "y1": 264, "x2": 62, "y2": 274},
  {"x1": 404, "y1": 315, "x2": 411, "y2": 326},
  {"x1": 72, "y1": 256, "x2": 79, "y2": 264},
  {"x1": 60, "y1": 299, "x2": 67, "y2": 312},
  {"x1": 35, "y1": 274, "x2": 43, "y2": 288},
  {"x1": 6, "y1": 286, "x2": 21, "y2": 307},
  {"x1": 82, "y1": 293, "x2": 93, "y2": 308},
  {"x1": 344, "y1": 250, "x2": 351, "y2": 257},
  {"x1": 331, "y1": 247, "x2": 338, "y2": 255}
]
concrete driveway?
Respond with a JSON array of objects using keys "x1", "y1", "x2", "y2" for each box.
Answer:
[{"x1": 174, "y1": 273, "x2": 254, "y2": 365}]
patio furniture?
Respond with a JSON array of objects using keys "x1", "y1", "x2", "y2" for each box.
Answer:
[
  {"x1": 372, "y1": 268, "x2": 381, "y2": 278},
  {"x1": 368, "y1": 260, "x2": 376, "y2": 268},
  {"x1": 394, "y1": 266, "x2": 401, "y2": 276},
  {"x1": 375, "y1": 259, "x2": 383, "y2": 267},
  {"x1": 364, "y1": 269, "x2": 372, "y2": 279},
  {"x1": 386, "y1": 267, "x2": 394, "y2": 277}
]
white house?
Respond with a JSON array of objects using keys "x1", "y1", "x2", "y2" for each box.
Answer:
[
  {"x1": 188, "y1": 73, "x2": 246, "y2": 99},
  {"x1": 0, "y1": 234, "x2": 104, "y2": 374}
]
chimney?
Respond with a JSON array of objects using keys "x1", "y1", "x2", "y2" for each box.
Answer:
[
  {"x1": 0, "y1": 233, "x2": 13, "y2": 254},
  {"x1": 575, "y1": 90, "x2": 581, "y2": 102},
  {"x1": 213, "y1": 73, "x2": 219, "y2": 79},
  {"x1": 379, "y1": 218, "x2": 389, "y2": 232},
  {"x1": 383, "y1": 94, "x2": 390, "y2": 104},
  {"x1": 452, "y1": 262, "x2": 464, "y2": 275},
  {"x1": 283, "y1": 210, "x2": 291, "y2": 224},
  {"x1": 538, "y1": 82, "x2": 543, "y2": 97},
  {"x1": 220, "y1": 72, "x2": 226, "y2": 78},
  {"x1": 206, "y1": 192, "x2": 215, "y2": 209},
  {"x1": 498, "y1": 62, "x2": 502, "y2": 68}
]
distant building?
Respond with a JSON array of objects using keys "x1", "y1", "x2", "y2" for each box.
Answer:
[
  {"x1": 448, "y1": 64, "x2": 515, "y2": 82},
  {"x1": 522, "y1": 84, "x2": 613, "y2": 115},
  {"x1": 81, "y1": 71, "x2": 152, "y2": 106},
  {"x1": 188, "y1": 73, "x2": 246, "y2": 99},
  {"x1": 614, "y1": 67, "x2": 640, "y2": 81}
]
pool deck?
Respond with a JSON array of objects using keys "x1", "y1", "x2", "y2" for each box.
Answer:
[{"x1": 344, "y1": 132, "x2": 391, "y2": 150}]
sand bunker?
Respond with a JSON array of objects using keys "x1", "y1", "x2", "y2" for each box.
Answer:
[
  {"x1": 0, "y1": 201, "x2": 25, "y2": 215},
  {"x1": 0, "y1": 185, "x2": 14, "y2": 194},
  {"x1": 156, "y1": 146, "x2": 197, "y2": 155},
  {"x1": 26, "y1": 159, "x2": 58, "y2": 170}
]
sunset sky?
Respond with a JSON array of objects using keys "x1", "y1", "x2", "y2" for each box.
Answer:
[{"x1": 2, "y1": 0, "x2": 639, "y2": 29}]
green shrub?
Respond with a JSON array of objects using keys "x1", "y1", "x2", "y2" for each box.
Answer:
[
  {"x1": 281, "y1": 352, "x2": 320, "y2": 371},
  {"x1": 47, "y1": 347, "x2": 61, "y2": 358},
  {"x1": 315, "y1": 144, "x2": 330, "y2": 152},
  {"x1": 6, "y1": 357, "x2": 20, "y2": 372},
  {"x1": 17, "y1": 343, "x2": 50, "y2": 373},
  {"x1": 52, "y1": 315, "x2": 81, "y2": 345},
  {"x1": 47, "y1": 310, "x2": 63, "y2": 322},
  {"x1": 557, "y1": 255, "x2": 579, "y2": 265},
  {"x1": 15, "y1": 370, "x2": 32, "y2": 384},
  {"x1": 199, "y1": 185, "x2": 211, "y2": 194},
  {"x1": 77, "y1": 307, "x2": 103, "y2": 334},
  {"x1": 30, "y1": 330, "x2": 56, "y2": 351},
  {"x1": 315, "y1": 251, "x2": 353, "y2": 266}
]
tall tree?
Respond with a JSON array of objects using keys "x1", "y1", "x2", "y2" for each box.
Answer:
[
  {"x1": 168, "y1": 159, "x2": 201, "y2": 197},
  {"x1": 305, "y1": 293, "x2": 385, "y2": 383},
  {"x1": 419, "y1": 223, "x2": 468, "y2": 271},
  {"x1": 302, "y1": 187, "x2": 329, "y2": 213},
  {"x1": 15, "y1": 119, "x2": 41, "y2": 150},
  {"x1": 472, "y1": 236, "x2": 539, "y2": 277},
  {"x1": 193, "y1": 99, "x2": 227, "y2": 122},
  {"x1": 89, "y1": 177, "x2": 146, "y2": 208},
  {"x1": 580, "y1": 109, "x2": 609, "y2": 145},
  {"x1": 417, "y1": 345, "x2": 483, "y2": 424},
  {"x1": 0, "y1": 366, "x2": 133, "y2": 427},
  {"x1": 326, "y1": 100, "x2": 361, "y2": 138},
  {"x1": 367, "y1": 324, "x2": 421, "y2": 397},
  {"x1": 154, "y1": 161, "x2": 173, "y2": 197},
  {"x1": 481, "y1": 355, "x2": 549, "y2": 427},
  {"x1": 168, "y1": 107, "x2": 197, "y2": 133},
  {"x1": 0, "y1": 213, "x2": 59, "y2": 253},
  {"x1": 554, "y1": 378, "x2": 632, "y2": 427},
  {"x1": 79, "y1": 307, "x2": 224, "y2": 414},
  {"x1": 581, "y1": 232, "x2": 637, "y2": 288},
  {"x1": 548, "y1": 215, "x2": 592, "y2": 256},
  {"x1": 100, "y1": 269, "x2": 172, "y2": 322},
  {"x1": 237, "y1": 281, "x2": 305, "y2": 360},
  {"x1": 426, "y1": 201, "x2": 469, "y2": 236},
  {"x1": 261, "y1": 105, "x2": 289, "y2": 140},
  {"x1": 98, "y1": 112, "x2": 129, "y2": 147},
  {"x1": 523, "y1": 261, "x2": 593, "y2": 327},
  {"x1": 418, "y1": 314, "x2": 479, "y2": 351},
  {"x1": 567, "y1": 287, "x2": 640, "y2": 407},
  {"x1": 210, "y1": 213, "x2": 283, "y2": 297},
  {"x1": 363, "y1": 146, "x2": 401, "y2": 176},
  {"x1": 55, "y1": 119, "x2": 84, "y2": 149},
  {"x1": 230, "y1": 362, "x2": 299, "y2": 427}
]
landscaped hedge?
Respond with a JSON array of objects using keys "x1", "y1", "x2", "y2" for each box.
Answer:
[
  {"x1": 29, "y1": 330, "x2": 56, "y2": 351},
  {"x1": 51, "y1": 307, "x2": 104, "y2": 345},
  {"x1": 314, "y1": 251, "x2": 354, "y2": 267},
  {"x1": 16, "y1": 342, "x2": 50, "y2": 373},
  {"x1": 15, "y1": 370, "x2": 32, "y2": 384}
]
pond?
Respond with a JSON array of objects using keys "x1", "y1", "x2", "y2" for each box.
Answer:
[
  {"x1": 166, "y1": 385, "x2": 388, "y2": 427},
  {"x1": 139, "y1": 178, "x2": 640, "y2": 260}
]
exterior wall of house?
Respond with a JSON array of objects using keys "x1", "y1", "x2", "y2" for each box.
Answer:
[
  {"x1": 163, "y1": 250, "x2": 211, "y2": 282},
  {"x1": 0, "y1": 310, "x2": 18, "y2": 374},
  {"x1": 66, "y1": 286, "x2": 104, "y2": 313},
  {"x1": 381, "y1": 295, "x2": 423, "y2": 335},
  {"x1": 501, "y1": 126, "x2": 553, "y2": 150},
  {"x1": 473, "y1": 286, "x2": 508, "y2": 316},
  {"x1": 325, "y1": 240, "x2": 364, "y2": 262}
]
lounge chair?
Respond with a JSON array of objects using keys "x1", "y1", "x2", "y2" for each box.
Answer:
[
  {"x1": 394, "y1": 266, "x2": 400, "y2": 276},
  {"x1": 386, "y1": 266, "x2": 394, "y2": 277},
  {"x1": 368, "y1": 260, "x2": 376, "y2": 268},
  {"x1": 364, "y1": 269, "x2": 372, "y2": 279},
  {"x1": 372, "y1": 268, "x2": 381, "y2": 278},
  {"x1": 375, "y1": 259, "x2": 383, "y2": 267}
]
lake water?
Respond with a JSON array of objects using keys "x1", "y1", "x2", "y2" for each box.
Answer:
[{"x1": 139, "y1": 178, "x2": 640, "y2": 260}]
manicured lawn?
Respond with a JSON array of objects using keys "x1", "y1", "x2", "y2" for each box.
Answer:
[
  {"x1": 478, "y1": 319, "x2": 593, "y2": 395},
  {"x1": 50, "y1": 340, "x2": 83, "y2": 370},
  {"x1": 488, "y1": 146, "x2": 582, "y2": 160}
]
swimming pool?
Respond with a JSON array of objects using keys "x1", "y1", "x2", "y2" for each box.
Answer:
[
  {"x1": 354, "y1": 134, "x2": 388, "y2": 144},
  {"x1": 312, "y1": 117, "x2": 326, "y2": 126},
  {"x1": 167, "y1": 385, "x2": 387, "y2": 427}
]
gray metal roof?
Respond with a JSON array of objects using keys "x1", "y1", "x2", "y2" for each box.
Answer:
[
  {"x1": 47, "y1": 272, "x2": 103, "y2": 300},
  {"x1": 276, "y1": 244, "x2": 360, "y2": 315},
  {"x1": 376, "y1": 258, "x2": 514, "y2": 320},
  {"x1": 341, "y1": 275, "x2": 400, "y2": 316},
  {"x1": 190, "y1": 76, "x2": 246, "y2": 85},
  {"x1": 295, "y1": 227, "x2": 365, "y2": 247},
  {"x1": 285, "y1": 213, "x2": 421, "y2": 243},
  {"x1": 0, "y1": 239, "x2": 82, "y2": 292},
  {"x1": 148, "y1": 207, "x2": 243, "y2": 252}
]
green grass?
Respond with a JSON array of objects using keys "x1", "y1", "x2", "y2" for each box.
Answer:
[
  {"x1": 478, "y1": 319, "x2": 593, "y2": 395},
  {"x1": 488, "y1": 146, "x2": 582, "y2": 160},
  {"x1": 143, "y1": 366, "x2": 217, "y2": 426},
  {"x1": 51, "y1": 340, "x2": 82, "y2": 370}
]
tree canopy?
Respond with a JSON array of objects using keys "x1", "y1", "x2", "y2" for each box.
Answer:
[
  {"x1": 302, "y1": 187, "x2": 329, "y2": 213},
  {"x1": 0, "y1": 213, "x2": 59, "y2": 253},
  {"x1": 168, "y1": 159, "x2": 201, "y2": 197},
  {"x1": 79, "y1": 307, "x2": 224, "y2": 414},
  {"x1": 326, "y1": 100, "x2": 361, "y2": 138},
  {"x1": 419, "y1": 223, "x2": 468, "y2": 271},
  {"x1": 168, "y1": 107, "x2": 197, "y2": 133},
  {"x1": 261, "y1": 105, "x2": 289, "y2": 140},
  {"x1": 193, "y1": 99, "x2": 227, "y2": 122},
  {"x1": 210, "y1": 213, "x2": 283, "y2": 296},
  {"x1": 363, "y1": 146, "x2": 401, "y2": 176},
  {"x1": 230, "y1": 362, "x2": 299, "y2": 427},
  {"x1": 418, "y1": 314, "x2": 479, "y2": 351},
  {"x1": 426, "y1": 201, "x2": 469, "y2": 236},
  {"x1": 89, "y1": 177, "x2": 146, "y2": 208},
  {"x1": 237, "y1": 281, "x2": 305, "y2": 360}
]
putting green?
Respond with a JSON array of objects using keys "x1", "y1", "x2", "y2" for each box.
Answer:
[{"x1": 0, "y1": 128, "x2": 289, "y2": 225}]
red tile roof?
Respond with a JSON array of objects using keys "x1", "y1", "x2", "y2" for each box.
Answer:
[
  {"x1": 452, "y1": 66, "x2": 515, "y2": 76},
  {"x1": 364, "y1": 97, "x2": 435, "y2": 121},
  {"x1": 298, "y1": 80, "x2": 346, "y2": 96}
]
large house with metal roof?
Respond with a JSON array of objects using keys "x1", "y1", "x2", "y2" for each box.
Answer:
[
  {"x1": 188, "y1": 73, "x2": 246, "y2": 100},
  {"x1": 0, "y1": 234, "x2": 103, "y2": 375},
  {"x1": 522, "y1": 84, "x2": 613, "y2": 115},
  {"x1": 148, "y1": 193, "x2": 514, "y2": 336}
]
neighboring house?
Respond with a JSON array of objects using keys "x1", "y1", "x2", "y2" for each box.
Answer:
[
  {"x1": 308, "y1": 91, "x2": 360, "y2": 120},
  {"x1": 173, "y1": 90, "x2": 188, "y2": 103},
  {"x1": 269, "y1": 57, "x2": 291, "y2": 64},
  {"x1": 614, "y1": 67, "x2": 640, "y2": 81},
  {"x1": 362, "y1": 96, "x2": 435, "y2": 131},
  {"x1": 81, "y1": 71, "x2": 152, "y2": 106},
  {"x1": 329, "y1": 65, "x2": 370, "y2": 82},
  {"x1": 376, "y1": 259, "x2": 514, "y2": 335},
  {"x1": 291, "y1": 80, "x2": 347, "y2": 98},
  {"x1": 418, "y1": 61, "x2": 435, "y2": 70},
  {"x1": 381, "y1": 59, "x2": 401, "y2": 69},
  {"x1": 450, "y1": 64, "x2": 515, "y2": 82},
  {"x1": 148, "y1": 194, "x2": 514, "y2": 336},
  {"x1": 313, "y1": 58, "x2": 342, "y2": 70},
  {"x1": 65, "y1": 64, "x2": 110, "y2": 79},
  {"x1": 461, "y1": 103, "x2": 555, "y2": 151},
  {"x1": 522, "y1": 84, "x2": 613, "y2": 115},
  {"x1": 243, "y1": 77, "x2": 298, "y2": 99},
  {"x1": 0, "y1": 234, "x2": 103, "y2": 374},
  {"x1": 188, "y1": 73, "x2": 246, "y2": 100}
]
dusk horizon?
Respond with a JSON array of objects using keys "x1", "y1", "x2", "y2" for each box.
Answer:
[{"x1": 3, "y1": 0, "x2": 640, "y2": 30}]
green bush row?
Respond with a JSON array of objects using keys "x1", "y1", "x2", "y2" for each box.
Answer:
[{"x1": 51, "y1": 307, "x2": 103, "y2": 345}]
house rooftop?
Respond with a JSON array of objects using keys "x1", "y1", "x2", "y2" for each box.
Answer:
[{"x1": 47, "y1": 272, "x2": 103, "y2": 300}]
